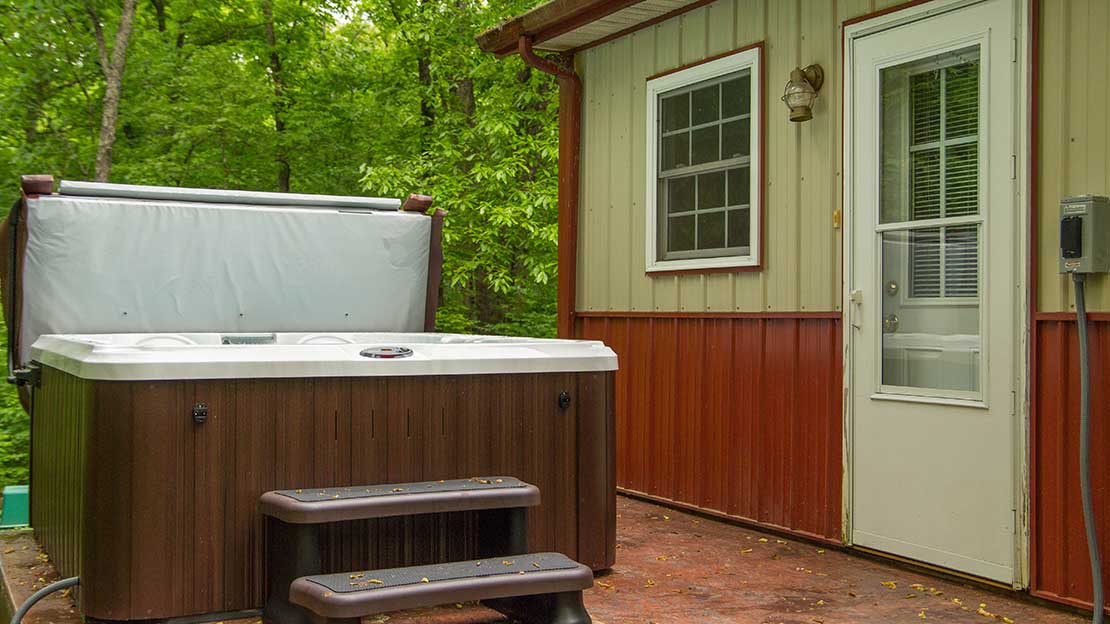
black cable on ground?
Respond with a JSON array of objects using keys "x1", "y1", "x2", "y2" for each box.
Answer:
[{"x1": 9, "y1": 576, "x2": 79, "y2": 624}]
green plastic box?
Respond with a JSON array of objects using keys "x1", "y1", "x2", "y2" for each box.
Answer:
[{"x1": 0, "y1": 485, "x2": 29, "y2": 528}]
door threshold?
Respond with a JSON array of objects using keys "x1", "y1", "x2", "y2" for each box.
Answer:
[{"x1": 852, "y1": 545, "x2": 1014, "y2": 591}]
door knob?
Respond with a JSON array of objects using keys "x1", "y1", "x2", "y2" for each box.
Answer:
[{"x1": 883, "y1": 314, "x2": 899, "y2": 333}]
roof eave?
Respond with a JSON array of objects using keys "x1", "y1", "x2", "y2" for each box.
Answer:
[{"x1": 476, "y1": 0, "x2": 642, "y2": 56}]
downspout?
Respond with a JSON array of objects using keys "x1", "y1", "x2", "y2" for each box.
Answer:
[{"x1": 518, "y1": 36, "x2": 581, "y2": 339}]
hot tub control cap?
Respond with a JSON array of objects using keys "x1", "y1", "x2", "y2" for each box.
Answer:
[{"x1": 360, "y1": 346, "x2": 414, "y2": 359}]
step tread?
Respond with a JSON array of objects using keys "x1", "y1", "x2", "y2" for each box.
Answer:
[
  {"x1": 305, "y1": 553, "x2": 582, "y2": 594},
  {"x1": 259, "y1": 476, "x2": 539, "y2": 523},
  {"x1": 275, "y1": 476, "x2": 527, "y2": 503},
  {"x1": 288, "y1": 553, "x2": 593, "y2": 618}
]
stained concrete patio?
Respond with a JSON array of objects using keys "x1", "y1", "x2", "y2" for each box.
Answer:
[
  {"x1": 0, "y1": 496, "x2": 1091, "y2": 624},
  {"x1": 380, "y1": 496, "x2": 1087, "y2": 624}
]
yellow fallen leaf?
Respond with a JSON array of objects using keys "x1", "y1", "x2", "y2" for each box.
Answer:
[
  {"x1": 918, "y1": 608, "x2": 928, "y2": 619},
  {"x1": 420, "y1": 577, "x2": 429, "y2": 583},
  {"x1": 740, "y1": 548, "x2": 753, "y2": 554},
  {"x1": 758, "y1": 538, "x2": 769, "y2": 543},
  {"x1": 656, "y1": 555, "x2": 668, "y2": 561},
  {"x1": 597, "y1": 581, "x2": 613, "y2": 590},
  {"x1": 881, "y1": 581, "x2": 898, "y2": 590}
]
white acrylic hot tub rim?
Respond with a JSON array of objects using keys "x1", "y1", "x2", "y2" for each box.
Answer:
[{"x1": 29, "y1": 332, "x2": 618, "y2": 381}]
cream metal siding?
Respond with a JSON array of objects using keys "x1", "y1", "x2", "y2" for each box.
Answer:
[
  {"x1": 576, "y1": 0, "x2": 1108, "y2": 314},
  {"x1": 1037, "y1": 0, "x2": 1110, "y2": 312},
  {"x1": 575, "y1": 0, "x2": 910, "y2": 314}
]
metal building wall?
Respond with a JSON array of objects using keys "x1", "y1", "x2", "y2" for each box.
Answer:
[
  {"x1": 577, "y1": 314, "x2": 843, "y2": 542},
  {"x1": 575, "y1": 0, "x2": 916, "y2": 315},
  {"x1": 1037, "y1": 0, "x2": 1110, "y2": 313},
  {"x1": 1032, "y1": 0, "x2": 1110, "y2": 614},
  {"x1": 572, "y1": 0, "x2": 1110, "y2": 613}
]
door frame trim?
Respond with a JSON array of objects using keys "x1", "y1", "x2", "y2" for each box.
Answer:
[{"x1": 840, "y1": 0, "x2": 1032, "y2": 588}]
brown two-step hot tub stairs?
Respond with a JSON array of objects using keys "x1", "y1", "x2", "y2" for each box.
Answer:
[{"x1": 259, "y1": 477, "x2": 594, "y2": 624}]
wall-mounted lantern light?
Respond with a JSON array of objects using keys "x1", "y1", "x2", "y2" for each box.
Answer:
[{"x1": 781, "y1": 64, "x2": 824, "y2": 122}]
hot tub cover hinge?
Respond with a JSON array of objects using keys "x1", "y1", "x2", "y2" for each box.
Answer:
[{"x1": 8, "y1": 362, "x2": 40, "y2": 388}]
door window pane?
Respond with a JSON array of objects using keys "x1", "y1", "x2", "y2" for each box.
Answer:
[
  {"x1": 881, "y1": 228, "x2": 980, "y2": 394},
  {"x1": 880, "y1": 46, "x2": 981, "y2": 225},
  {"x1": 944, "y1": 143, "x2": 978, "y2": 216}
]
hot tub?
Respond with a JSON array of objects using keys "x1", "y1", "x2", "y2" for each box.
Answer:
[
  {"x1": 29, "y1": 331, "x2": 616, "y2": 621},
  {"x1": 3, "y1": 178, "x2": 617, "y2": 622}
]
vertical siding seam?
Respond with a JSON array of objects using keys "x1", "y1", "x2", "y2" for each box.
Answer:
[{"x1": 793, "y1": 0, "x2": 803, "y2": 311}]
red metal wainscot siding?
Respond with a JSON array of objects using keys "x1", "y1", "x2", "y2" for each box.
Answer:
[
  {"x1": 577, "y1": 313, "x2": 842, "y2": 544},
  {"x1": 1032, "y1": 316, "x2": 1110, "y2": 615}
]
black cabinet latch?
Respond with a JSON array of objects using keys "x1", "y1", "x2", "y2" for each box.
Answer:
[
  {"x1": 192, "y1": 403, "x2": 209, "y2": 424},
  {"x1": 558, "y1": 391, "x2": 571, "y2": 410}
]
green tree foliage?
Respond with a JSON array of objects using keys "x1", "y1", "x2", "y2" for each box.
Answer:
[{"x1": 0, "y1": 0, "x2": 557, "y2": 487}]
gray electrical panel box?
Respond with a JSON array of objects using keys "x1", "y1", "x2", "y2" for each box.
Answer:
[{"x1": 1060, "y1": 195, "x2": 1110, "y2": 273}]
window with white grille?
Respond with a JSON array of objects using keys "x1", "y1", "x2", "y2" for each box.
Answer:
[
  {"x1": 645, "y1": 46, "x2": 762, "y2": 273},
  {"x1": 906, "y1": 60, "x2": 980, "y2": 300}
]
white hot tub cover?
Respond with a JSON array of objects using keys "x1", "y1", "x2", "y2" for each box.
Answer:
[{"x1": 3, "y1": 179, "x2": 440, "y2": 367}]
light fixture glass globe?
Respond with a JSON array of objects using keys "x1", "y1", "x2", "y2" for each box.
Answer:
[{"x1": 782, "y1": 67, "x2": 818, "y2": 122}]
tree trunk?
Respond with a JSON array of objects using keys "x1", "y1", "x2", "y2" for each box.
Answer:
[
  {"x1": 263, "y1": 0, "x2": 291, "y2": 192},
  {"x1": 150, "y1": 0, "x2": 166, "y2": 32},
  {"x1": 418, "y1": 54, "x2": 434, "y2": 131},
  {"x1": 88, "y1": 0, "x2": 140, "y2": 182}
]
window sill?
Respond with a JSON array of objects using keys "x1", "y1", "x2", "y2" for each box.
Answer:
[{"x1": 646, "y1": 257, "x2": 761, "y2": 276}]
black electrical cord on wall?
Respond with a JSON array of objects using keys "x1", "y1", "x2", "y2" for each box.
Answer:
[{"x1": 1074, "y1": 271, "x2": 1104, "y2": 624}]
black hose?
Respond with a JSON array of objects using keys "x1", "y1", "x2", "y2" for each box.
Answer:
[
  {"x1": 9, "y1": 576, "x2": 78, "y2": 624},
  {"x1": 1074, "y1": 271, "x2": 1104, "y2": 624}
]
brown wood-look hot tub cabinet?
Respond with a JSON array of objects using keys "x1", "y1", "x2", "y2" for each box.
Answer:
[{"x1": 28, "y1": 333, "x2": 616, "y2": 622}]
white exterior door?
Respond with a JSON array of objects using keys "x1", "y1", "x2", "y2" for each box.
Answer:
[{"x1": 846, "y1": 0, "x2": 1021, "y2": 583}]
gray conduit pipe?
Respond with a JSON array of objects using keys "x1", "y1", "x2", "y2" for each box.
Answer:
[
  {"x1": 1074, "y1": 271, "x2": 1104, "y2": 624},
  {"x1": 9, "y1": 576, "x2": 78, "y2": 624}
]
